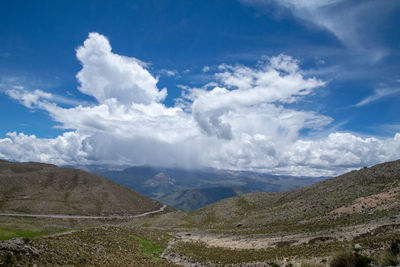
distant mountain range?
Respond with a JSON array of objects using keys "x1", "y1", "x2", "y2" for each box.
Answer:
[{"x1": 74, "y1": 165, "x2": 326, "y2": 211}]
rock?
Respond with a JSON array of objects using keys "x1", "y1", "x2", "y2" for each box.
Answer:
[
  {"x1": 354, "y1": 243, "x2": 362, "y2": 251},
  {"x1": 25, "y1": 245, "x2": 40, "y2": 256},
  {"x1": 0, "y1": 238, "x2": 40, "y2": 257},
  {"x1": 236, "y1": 223, "x2": 243, "y2": 227}
]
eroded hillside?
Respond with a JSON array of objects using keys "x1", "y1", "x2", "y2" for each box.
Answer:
[{"x1": 0, "y1": 160, "x2": 162, "y2": 216}]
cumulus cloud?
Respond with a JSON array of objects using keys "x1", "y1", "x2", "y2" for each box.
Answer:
[
  {"x1": 1, "y1": 32, "x2": 400, "y2": 176},
  {"x1": 281, "y1": 133, "x2": 400, "y2": 176},
  {"x1": 76, "y1": 32, "x2": 167, "y2": 105},
  {"x1": 0, "y1": 131, "x2": 90, "y2": 165},
  {"x1": 190, "y1": 55, "x2": 327, "y2": 139}
]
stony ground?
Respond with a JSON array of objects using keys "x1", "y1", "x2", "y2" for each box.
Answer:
[
  {"x1": 1, "y1": 160, "x2": 400, "y2": 266},
  {"x1": 0, "y1": 224, "x2": 178, "y2": 266},
  {"x1": 1, "y1": 212, "x2": 400, "y2": 266},
  {"x1": 173, "y1": 215, "x2": 400, "y2": 250}
]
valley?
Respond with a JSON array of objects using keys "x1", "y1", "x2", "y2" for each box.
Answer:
[
  {"x1": 89, "y1": 165, "x2": 324, "y2": 211},
  {"x1": 0, "y1": 159, "x2": 400, "y2": 266}
]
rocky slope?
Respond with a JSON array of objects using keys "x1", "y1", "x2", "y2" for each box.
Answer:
[
  {"x1": 0, "y1": 160, "x2": 162, "y2": 216},
  {"x1": 135, "y1": 159, "x2": 400, "y2": 231}
]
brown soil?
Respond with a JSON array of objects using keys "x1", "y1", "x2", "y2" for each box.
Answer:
[
  {"x1": 331, "y1": 186, "x2": 400, "y2": 215},
  {"x1": 173, "y1": 215, "x2": 400, "y2": 250}
]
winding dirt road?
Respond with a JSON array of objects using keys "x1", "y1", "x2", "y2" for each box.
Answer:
[{"x1": 0, "y1": 204, "x2": 167, "y2": 219}]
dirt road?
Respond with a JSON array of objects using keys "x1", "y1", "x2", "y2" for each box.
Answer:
[
  {"x1": 175, "y1": 215, "x2": 400, "y2": 249},
  {"x1": 0, "y1": 204, "x2": 167, "y2": 219}
]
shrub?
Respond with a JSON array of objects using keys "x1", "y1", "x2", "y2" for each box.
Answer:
[
  {"x1": 379, "y1": 239, "x2": 400, "y2": 266},
  {"x1": 380, "y1": 252, "x2": 398, "y2": 266},
  {"x1": 330, "y1": 250, "x2": 372, "y2": 267},
  {"x1": 2, "y1": 252, "x2": 17, "y2": 266},
  {"x1": 389, "y1": 239, "x2": 400, "y2": 256}
]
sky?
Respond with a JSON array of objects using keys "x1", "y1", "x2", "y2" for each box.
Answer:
[{"x1": 0, "y1": 0, "x2": 399, "y2": 177}]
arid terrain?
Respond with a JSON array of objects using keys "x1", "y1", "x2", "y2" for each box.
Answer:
[
  {"x1": 0, "y1": 160, "x2": 162, "y2": 216},
  {"x1": 1, "y1": 159, "x2": 400, "y2": 266}
]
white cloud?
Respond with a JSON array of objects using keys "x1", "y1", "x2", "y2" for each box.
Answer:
[
  {"x1": 6, "y1": 86, "x2": 88, "y2": 108},
  {"x1": 281, "y1": 132, "x2": 400, "y2": 176},
  {"x1": 76, "y1": 32, "x2": 167, "y2": 105},
  {"x1": 190, "y1": 54, "x2": 327, "y2": 139},
  {"x1": 1, "y1": 32, "x2": 400, "y2": 176},
  {"x1": 158, "y1": 69, "x2": 178, "y2": 77},
  {"x1": 6, "y1": 88, "x2": 52, "y2": 108},
  {"x1": 202, "y1": 66, "x2": 210, "y2": 72},
  {"x1": 241, "y1": 0, "x2": 399, "y2": 62},
  {"x1": 0, "y1": 131, "x2": 90, "y2": 165},
  {"x1": 356, "y1": 88, "x2": 400, "y2": 107}
]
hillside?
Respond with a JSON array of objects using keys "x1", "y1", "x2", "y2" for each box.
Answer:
[
  {"x1": 183, "y1": 159, "x2": 400, "y2": 229},
  {"x1": 0, "y1": 160, "x2": 162, "y2": 216},
  {"x1": 138, "y1": 159, "x2": 400, "y2": 231},
  {"x1": 120, "y1": 159, "x2": 400, "y2": 265},
  {"x1": 1, "y1": 159, "x2": 400, "y2": 266}
]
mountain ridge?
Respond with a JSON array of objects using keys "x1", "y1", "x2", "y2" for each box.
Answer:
[
  {"x1": 0, "y1": 160, "x2": 162, "y2": 216},
  {"x1": 84, "y1": 165, "x2": 325, "y2": 210}
]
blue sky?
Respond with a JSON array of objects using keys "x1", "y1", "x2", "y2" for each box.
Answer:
[{"x1": 0, "y1": 0, "x2": 399, "y2": 176}]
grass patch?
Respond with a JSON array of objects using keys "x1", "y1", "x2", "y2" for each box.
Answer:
[
  {"x1": 0, "y1": 227, "x2": 69, "y2": 240},
  {"x1": 0, "y1": 216, "x2": 120, "y2": 241},
  {"x1": 6, "y1": 226, "x2": 178, "y2": 266},
  {"x1": 0, "y1": 225, "x2": 176, "y2": 266},
  {"x1": 130, "y1": 235, "x2": 165, "y2": 263},
  {"x1": 0, "y1": 227, "x2": 48, "y2": 240}
]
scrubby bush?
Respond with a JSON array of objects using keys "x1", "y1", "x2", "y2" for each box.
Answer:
[
  {"x1": 389, "y1": 239, "x2": 400, "y2": 256},
  {"x1": 380, "y1": 253, "x2": 398, "y2": 266},
  {"x1": 330, "y1": 250, "x2": 372, "y2": 267},
  {"x1": 378, "y1": 239, "x2": 400, "y2": 266},
  {"x1": 2, "y1": 252, "x2": 17, "y2": 266}
]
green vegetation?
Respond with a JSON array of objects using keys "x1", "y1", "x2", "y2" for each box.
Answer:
[
  {"x1": 130, "y1": 235, "x2": 165, "y2": 263},
  {"x1": 0, "y1": 216, "x2": 70, "y2": 241},
  {"x1": 2, "y1": 159, "x2": 400, "y2": 266},
  {"x1": 0, "y1": 225, "x2": 177, "y2": 266},
  {"x1": 0, "y1": 216, "x2": 128, "y2": 241},
  {"x1": 330, "y1": 251, "x2": 372, "y2": 267},
  {"x1": 0, "y1": 227, "x2": 57, "y2": 241},
  {"x1": 377, "y1": 239, "x2": 400, "y2": 266}
]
